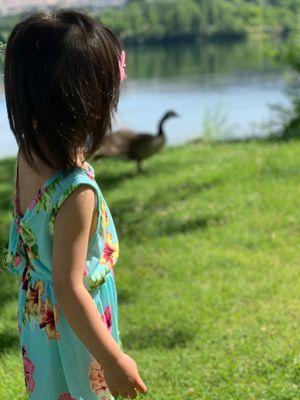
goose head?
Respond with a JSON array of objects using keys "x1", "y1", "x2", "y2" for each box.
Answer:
[
  {"x1": 158, "y1": 110, "x2": 179, "y2": 136},
  {"x1": 163, "y1": 110, "x2": 179, "y2": 120}
]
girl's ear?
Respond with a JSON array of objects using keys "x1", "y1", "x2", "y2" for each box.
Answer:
[{"x1": 119, "y1": 50, "x2": 127, "y2": 83}]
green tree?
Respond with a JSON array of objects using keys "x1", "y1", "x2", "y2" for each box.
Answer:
[
  {"x1": 2, "y1": 0, "x2": 300, "y2": 45},
  {"x1": 281, "y1": 44, "x2": 300, "y2": 140}
]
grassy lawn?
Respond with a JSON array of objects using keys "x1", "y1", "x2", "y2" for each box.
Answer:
[{"x1": 1, "y1": 140, "x2": 300, "y2": 399}]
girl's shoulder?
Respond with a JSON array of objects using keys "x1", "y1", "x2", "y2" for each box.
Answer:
[
  {"x1": 20, "y1": 164, "x2": 99, "y2": 216},
  {"x1": 49, "y1": 164, "x2": 102, "y2": 236},
  {"x1": 53, "y1": 164, "x2": 99, "y2": 201}
]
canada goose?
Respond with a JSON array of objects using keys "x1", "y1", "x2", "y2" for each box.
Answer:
[{"x1": 94, "y1": 110, "x2": 179, "y2": 172}]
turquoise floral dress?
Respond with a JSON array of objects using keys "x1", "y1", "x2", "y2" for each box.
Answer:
[{"x1": 2, "y1": 157, "x2": 122, "y2": 400}]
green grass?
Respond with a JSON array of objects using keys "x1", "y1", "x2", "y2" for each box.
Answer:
[{"x1": 1, "y1": 140, "x2": 300, "y2": 399}]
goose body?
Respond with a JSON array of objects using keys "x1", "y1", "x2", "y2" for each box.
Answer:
[{"x1": 94, "y1": 110, "x2": 178, "y2": 172}]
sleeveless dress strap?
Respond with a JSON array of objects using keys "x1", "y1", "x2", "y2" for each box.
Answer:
[
  {"x1": 49, "y1": 165, "x2": 102, "y2": 237},
  {"x1": 13, "y1": 149, "x2": 21, "y2": 217},
  {"x1": 1, "y1": 151, "x2": 27, "y2": 277}
]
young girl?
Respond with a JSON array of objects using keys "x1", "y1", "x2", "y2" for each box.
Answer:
[{"x1": 2, "y1": 9, "x2": 147, "y2": 400}]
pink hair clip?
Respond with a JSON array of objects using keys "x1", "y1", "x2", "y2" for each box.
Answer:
[{"x1": 119, "y1": 50, "x2": 127, "y2": 83}]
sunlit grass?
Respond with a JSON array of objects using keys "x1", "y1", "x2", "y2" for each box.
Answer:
[{"x1": 1, "y1": 140, "x2": 300, "y2": 399}]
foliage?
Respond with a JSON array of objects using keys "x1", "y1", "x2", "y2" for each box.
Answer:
[
  {"x1": 1, "y1": 1, "x2": 300, "y2": 45},
  {"x1": 98, "y1": 0, "x2": 300, "y2": 44},
  {"x1": 0, "y1": 14, "x2": 19, "y2": 43},
  {"x1": 201, "y1": 105, "x2": 234, "y2": 143},
  {"x1": 2, "y1": 140, "x2": 300, "y2": 398},
  {"x1": 277, "y1": 75, "x2": 300, "y2": 140},
  {"x1": 268, "y1": 36, "x2": 300, "y2": 140}
]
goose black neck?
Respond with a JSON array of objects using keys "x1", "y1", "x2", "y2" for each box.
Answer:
[{"x1": 158, "y1": 115, "x2": 169, "y2": 136}]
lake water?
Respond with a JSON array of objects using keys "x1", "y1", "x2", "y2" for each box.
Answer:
[{"x1": 0, "y1": 39, "x2": 291, "y2": 158}]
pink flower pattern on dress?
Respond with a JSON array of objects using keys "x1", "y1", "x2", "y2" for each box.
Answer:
[
  {"x1": 83, "y1": 263, "x2": 88, "y2": 276},
  {"x1": 86, "y1": 170, "x2": 95, "y2": 181},
  {"x1": 39, "y1": 297, "x2": 60, "y2": 340},
  {"x1": 100, "y1": 232, "x2": 119, "y2": 269},
  {"x1": 58, "y1": 393, "x2": 76, "y2": 400},
  {"x1": 16, "y1": 217, "x2": 22, "y2": 233},
  {"x1": 89, "y1": 359, "x2": 111, "y2": 398},
  {"x1": 13, "y1": 254, "x2": 22, "y2": 267},
  {"x1": 28, "y1": 186, "x2": 46, "y2": 211},
  {"x1": 101, "y1": 306, "x2": 112, "y2": 333},
  {"x1": 22, "y1": 345, "x2": 35, "y2": 395},
  {"x1": 6, "y1": 158, "x2": 121, "y2": 398}
]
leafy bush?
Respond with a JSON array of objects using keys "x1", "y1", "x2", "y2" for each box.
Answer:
[
  {"x1": 1, "y1": 0, "x2": 300, "y2": 45},
  {"x1": 268, "y1": 41, "x2": 300, "y2": 140},
  {"x1": 280, "y1": 68, "x2": 300, "y2": 139},
  {"x1": 98, "y1": 0, "x2": 300, "y2": 44}
]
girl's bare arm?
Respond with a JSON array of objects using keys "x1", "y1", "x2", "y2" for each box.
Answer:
[
  {"x1": 52, "y1": 185, "x2": 147, "y2": 398},
  {"x1": 52, "y1": 185, "x2": 122, "y2": 366}
]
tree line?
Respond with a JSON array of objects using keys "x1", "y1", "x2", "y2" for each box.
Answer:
[
  {"x1": 98, "y1": 0, "x2": 300, "y2": 44},
  {"x1": 1, "y1": 0, "x2": 300, "y2": 45}
]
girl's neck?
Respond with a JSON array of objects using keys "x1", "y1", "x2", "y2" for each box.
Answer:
[{"x1": 21, "y1": 144, "x2": 87, "y2": 176}]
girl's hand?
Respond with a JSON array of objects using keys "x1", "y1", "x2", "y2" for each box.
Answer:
[{"x1": 104, "y1": 352, "x2": 148, "y2": 399}]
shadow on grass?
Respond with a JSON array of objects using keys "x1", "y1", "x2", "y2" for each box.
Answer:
[
  {"x1": 92, "y1": 152, "x2": 184, "y2": 187},
  {"x1": 0, "y1": 158, "x2": 15, "y2": 214},
  {"x1": 0, "y1": 157, "x2": 15, "y2": 183},
  {"x1": 122, "y1": 325, "x2": 196, "y2": 350},
  {"x1": 104, "y1": 178, "x2": 223, "y2": 240},
  {"x1": 0, "y1": 331, "x2": 19, "y2": 354},
  {"x1": 95, "y1": 168, "x2": 138, "y2": 191},
  {"x1": 0, "y1": 272, "x2": 20, "y2": 353},
  {"x1": 116, "y1": 287, "x2": 137, "y2": 305},
  {"x1": 0, "y1": 155, "x2": 209, "y2": 352},
  {"x1": 0, "y1": 158, "x2": 19, "y2": 354},
  {"x1": 0, "y1": 191, "x2": 14, "y2": 213},
  {"x1": 158, "y1": 214, "x2": 225, "y2": 236},
  {"x1": 0, "y1": 272, "x2": 19, "y2": 310},
  {"x1": 0, "y1": 272, "x2": 20, "y2": 354}
]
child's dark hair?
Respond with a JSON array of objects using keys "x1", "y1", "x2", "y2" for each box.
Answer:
[{"x1": 4, "y1": 9, "x2": 123, "y2": 172}]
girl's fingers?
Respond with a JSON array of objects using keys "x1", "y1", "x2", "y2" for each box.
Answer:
[
  {"x1": 135, "y1": 375, "x2": 148, "y2": 393},
  {"x1": 123, "y1": 390, "x2": 137, "y2": 399},
  {"x1": 128, "y1": 389, "x2": 137, "y2": 398}
]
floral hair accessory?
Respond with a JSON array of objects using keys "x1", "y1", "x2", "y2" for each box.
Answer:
[{"x1": 119, "y1": 50, "x2": 127, "y2": 82}]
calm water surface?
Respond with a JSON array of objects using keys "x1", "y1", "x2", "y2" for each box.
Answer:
[{"x1": 0, "y1": 39, "x2": 290, "y2": 158}]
